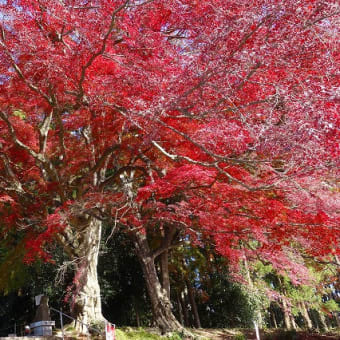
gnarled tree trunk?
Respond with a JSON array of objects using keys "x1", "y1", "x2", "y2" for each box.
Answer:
[
  {"x1": 132, "y1": 231, "x2": 183, "y2": 334},
  {"x1": 60, "y1": 217, "x2": 104, "y2": 331}
]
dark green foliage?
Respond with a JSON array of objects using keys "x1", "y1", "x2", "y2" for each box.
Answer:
[
  {"x1": 196, "y1": 269, "x2": 255, "y2": 328},
  {"x1": 169, "y1": 244, "x2": 255, "y2": 328},
  {"x1": 0, "y1": 228, "x2": 151, "y2": 331},
  {"x1": 267, "y1": 302, "x2": 285, "y2": 328},
  {"x1": 99, "y1": 231, "x2": 152, "y2": 326},
  {"x1": 0, "y1": 237, "x2": 73, "y2": 335},
  {"x1": 234, "y1": 334, "x2": 246, "y2": 340},
  {"x1": 0, "y1": 228, "x2": 29, "y2": 294},
  {"x1": 0, "y1": 258, "x2": 71, "y2": 336},
  {"x1": 0, "y1": 290, "x2": 33, "y2": 336}
]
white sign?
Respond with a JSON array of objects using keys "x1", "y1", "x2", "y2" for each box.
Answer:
[
  {"x1": 105, "y1": 322, "x2": 115, "y2": 340},
  {"x1": 35, "y1": 294, "x2": 44, "y2": 306}
]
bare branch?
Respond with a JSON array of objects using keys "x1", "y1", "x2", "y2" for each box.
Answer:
[
  {"x1": 301, "y1": 255, "x2": 340, "y2": 267},
  {"x1": 168, "y1": 16, "x2": 269, "y2": 108},
  {"x1": 231, "y1": 17, "x2": 269, "y2": 57},
  {"x1": 154, "y1": 117, "x2": 247, "y2": 166},
  {"x1": 72, "y1": 6, "x2": 100, "y2": 10},
  {"x1": 152, "y1": 140, "x2": 275, "y2": 192},
  {"x1": 0, "y1": 154, "x2": 25, "y2": 194},
  {"x1": 55, "y1": 109, "x2": 67, "y2": 161},
  {"x1": 39, "y1": 110, "x2": 53, "y2": 154},
  {"x1": 128, "y1": 0, "x2": 155, "y2": 7},
  {"x1": 84, "y1": 144, "x2": 120, "y2": 183}
]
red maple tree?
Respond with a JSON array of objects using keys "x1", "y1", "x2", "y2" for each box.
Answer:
[{"x1": 0, "y1": 0, "x2": 339, "y2": 332}]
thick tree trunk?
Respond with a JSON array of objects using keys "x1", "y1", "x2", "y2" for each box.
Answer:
[
  {"x1": 282, "y1": 298, "x2": 291, "y2": 330},
  {"x1": 132, "y1": 231, "x2": 184, "y2": 334},
  {"x1": 186, "y1": 280, "x2": 201, "y2": 328},
  {"x1": 70, "y1": 218, "x2": 104, "y2": 331},
  {"x1": 300, "y1": 302, "x2": 313, "y2": 330}
]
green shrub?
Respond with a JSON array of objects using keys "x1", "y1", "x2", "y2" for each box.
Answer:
[
  {"x1": 116, "y1": 328, "x2": 160, "y2": 339},
  {"x1": 166, "y1": 332, "x2": 183, "y2": 340}
]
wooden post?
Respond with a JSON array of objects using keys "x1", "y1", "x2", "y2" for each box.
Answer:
[
  {"x1": 59, "y1": 310, "x2": 65, "y2": 340},
  {"x1": 253, "y1": 321, "x2": 260, "y2": 340}
]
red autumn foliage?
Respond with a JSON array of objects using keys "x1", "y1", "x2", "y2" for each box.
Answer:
[{"x1": 0, "y1": 0, "x2": 338, "y2": 283}]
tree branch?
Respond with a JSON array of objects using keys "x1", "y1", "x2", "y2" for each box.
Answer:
[
  {"x1": 151, "y1": 140, "x2": 275, "y2": 192},
  {"x1": 0, "y1": 110, "x2": 43, "y2": 161},
  {"x1": 0, "y1": 109, "x2": 66, "y2": 199},
  {"x1": 99, "y1": 165, "x2": 147, "y2": 190},
  {"x1": 152, "y1": 226, "x2": 181, "y2": 260},
  {"x1": 39, "y1": 110, "x2": 53, "y2": 154},
  {"x1": 77, "y1": 0, "x2": 130, "y2": 103},
  {"x1": 55, "y1": 109, "x2": 67, "y2": 161},
  {"x1": 82, "y1": 144, "x2": 120, "y2": 184},
  {"x1": 0, "y1": 154, "x2": 25, "y2": 194},
  {"x1": 0, "y1": 27, "x2": 52, "y2": 105}
]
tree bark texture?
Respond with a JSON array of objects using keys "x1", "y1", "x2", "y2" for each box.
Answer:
[
  {"x1": 133, "y1": 231, "x2": 184, "y2": 333},
  {"x1": 160, "y1": 250, "x2": 171, "y2": 299},
  {"x1": 290, "y1": 314, "x2": 297, "y2": 330},
  {"x1": 300, "y1": 302, "x2": 313, "y2": 330},
  {"x1": 176, "y1": 290, "x2": 185, "y2": 326},
  {"x1": 69, "y1": 218, "x2": 104, "y2": 331},
  {"x1": 134, "y1": 302, "x2": 141, "y2": 327},
  {"x1": 282, "y1": 298, "x2": 291, "y2": 330},
  {"x1": 333, "y1": 311, "x2": 340, "y2": 327},
  {"x1": 180, "y1": 290, "x2": 190, "y2": 327}
]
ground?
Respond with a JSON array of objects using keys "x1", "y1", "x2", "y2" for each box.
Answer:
[{"x1": 54, "y1": 326, "x2": 340, "y2": 339}]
